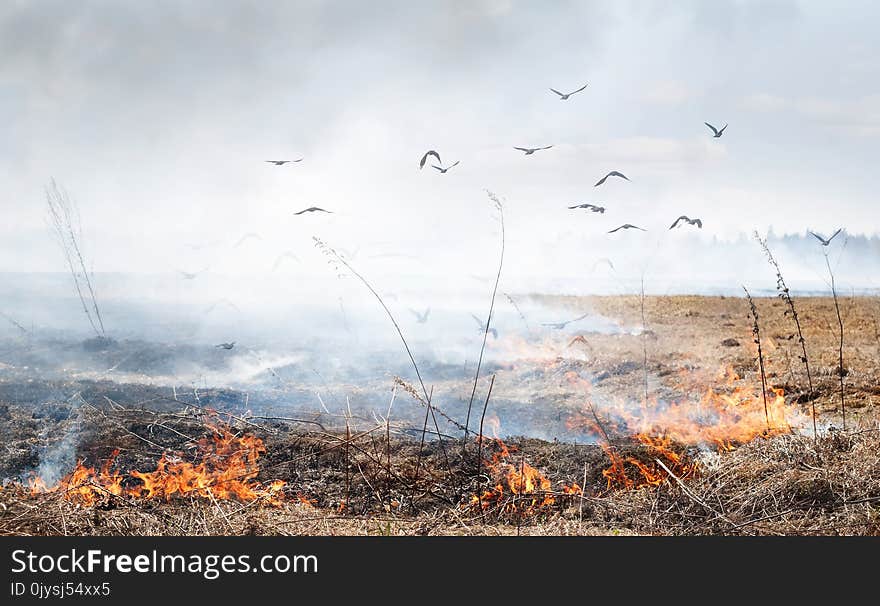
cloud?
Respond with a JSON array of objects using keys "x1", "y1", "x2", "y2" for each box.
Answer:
[
  {"x1": 741, "y1": 91, "x2": 880, "y2": 138},
  {"x1": 795, "y1": 95, "x2": 880, "y2": 137},
  {"x1": 645, "y1": 80, "x2": 695, "y2": 106},
  {"x1": 740, "y1": 93, "x2": 789, "y2": 112},
  {"x1": 571, "y1": 136, "x2": 727, "y2": 172}
]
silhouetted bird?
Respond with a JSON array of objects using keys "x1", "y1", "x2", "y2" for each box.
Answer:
[
  {"x1": 266, "y1": 159, "x2": 303, "y2": 165},
  {"x1": 607, "y1": 224, "x2": 645, "y2": 233},
  {"x1": 809, "y1": 228, "x2": 843, "y2": 246},
  {"x1": 704, "y1": 122, "x2": 727, "y2": 138},
  {"x1": 234, "y1": 232, "x2": 262, "y2": 247},
  {"x1": 179, "y1": 267, "x2": 209, "y2": 280},
  {"x1": 432, "y1": 161, "x2": 460, "y2": 174},
  {"x1": 549, "y1": 83, "x2": 588, "y2": 100},
  {"x1": 419, "y1": 150, "x2": 441, "y2": 169},
  {"x1": 669, "y1": 216, "x2": 703, "y2": 229},
  {"x1": 471, "y1": 314, "x2": 498, "y2": 339},
  {"x1": 543, "y1": 312, "x2": 589, "y2": 330},
  {"x1": 186, "y1": 240, "x2": 221, "y2": 251},
  {"x1": 216, "y1": 342, "x2": 236, "y2": 350},
  {"x1": 271, "y1": 251, "x2": 300, "y2": 271},
  {"x1": 594, "y1": 171, "x2": 629, "y2": 187},
  {"x1": 569, "y1": 203, "x2": 605, "y2": 213},
  {"x1": 410, "y1": 308, "x2": 430, "y2": 324},
  {"x1": 591, "y1": 257, "x2": 615, "y2": 272},
  {"x1": 514, "y1": 145, "x2": 553, "y2": 155},
  {"x1": 293, "y1": 207, "x2": 332, "y2": 215}
]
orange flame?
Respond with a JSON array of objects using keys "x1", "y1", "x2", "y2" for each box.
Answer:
[
  {"x1": 565, "y1": 366, "x2": 800, "y2": 450},
  {"x1": 468, "y1": 438, "x2": 580, "y2": 515},
  {"x1": 28, "y1": 419, "x2": 286, "y2": 506},
  {"x1": 565, "y1": 365, "x2": 800, "y2": 490}
]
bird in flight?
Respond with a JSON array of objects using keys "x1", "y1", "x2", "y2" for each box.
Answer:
[
  {"x1": 266, "y1": 159, "x2": 303, "y2": 165},
  {"x1": 594, "y1": 171, "x2": 629, "y2": 187},
  {"x1": 179, "y1": 267, "x2": 209, "y2": 280},
  {"x1": 204, "y1": 299, "x2": 241, "y2": 315},
  {"x1": 549, "y1": 83, "x2": 588, "y2": 100},
  {"x1": 514, "y1": 145, "x2": 553, "y2": 155},
  {"x1": 669, "y1": 216, "x2": 703, "y2": 230},
  {"x1": 293, "y1": 206, "x2": 332, "y2": 215},
  {"x1": 233, "y1": 232, "x2": 262, "y2": 248},
  {"x1": 215, "y1": 341, "x2": 236, "y2": 350},
  {"x1": 809, "y1": 228, "x2": 843, "y2": 246},
  {"x1": 608, "y1": 224, "x2": 646, "y2": 234},
  {"x1": 186, "y1": 240, "x2": 221, "y2": 251},
  {"x1": 569, "y1": 203, "x2": 605, "y2": 213},
  {"x1": 470, "y1": 314, "x2": 498, "y2": 339},
  {"x1": 704, "y1": 122, "x2": 728, "y2": 138},
  {"x1": 543, "y1": 312, "x2": 589, "y2": 330},
  {"x1": 271, "y1": 251, "x2": 300, "y2": 271},
  {"x1": 419, "y1": 150, "x2": 441, "y2": 169},
  {"x1": 410, "y1": 308, "x2": 430, "y2": 324},
  {"x1": 432, "y1": 161, "x2": 460, "y2": 174},
  {"x1": 591, "y1": 257, "x2": 615, "y2": 272}
]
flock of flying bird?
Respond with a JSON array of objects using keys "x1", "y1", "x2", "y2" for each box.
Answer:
[
  {"x1": 410, "y1": 84, "x2": 722, "y2": 235},
  {"x1": 266, "y1": 83, "x2": 729, "y2": 233},
  {"x1": 202, "y1": 81, "x2": 844, "y2": 347}
]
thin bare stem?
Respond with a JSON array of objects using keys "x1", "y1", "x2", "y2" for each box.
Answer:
[
  {"x1": 464, "y1": 191, "x2": 505, "y2": 441},
  {"x1": 46, "y1": 180, "x2": 105, "y2": 337},
  {"x1": 313, "y1": 238, "x2": 451, "y2": 473},
  {"x1": 744, "y1": 286, "x2": 770, "y2": 429},
  {"x1": 756, "y1": 232, "x2": 816, "y2": 440},
  {"x1": 824, "y1": 253, "x2": 846, "y2": 430},
  {"x1": 640, "y1": 275, "x2": 649, "y2": 406},
  {"x1": 409, "y1": 386, "x2": 434, "y2": 511},
  {"x1": 476, "y1": 374, "x2": 497, "y2": 477}
]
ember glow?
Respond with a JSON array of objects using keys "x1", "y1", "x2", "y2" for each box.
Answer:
[
  {"x1": 601, "y1": 435, "x2": 698, "y2": 490},
  {"x1": 469, "y1": 438, "x2": 581, "y2": 515},
  {"x1": 27, "y1": 419, "x2": 286, "y2": 506}
]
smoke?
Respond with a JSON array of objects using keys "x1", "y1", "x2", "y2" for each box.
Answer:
[{"x1": 26, "y1": 396, "x2": 84, "y2": 487}]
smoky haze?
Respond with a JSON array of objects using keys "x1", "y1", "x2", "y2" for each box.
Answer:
[
  {"x1": 1, "y1": 1, "x2": 879, "y2": 278},
  {"x1": 2, "y1": 2, "x2": 879, "y2": 442}
]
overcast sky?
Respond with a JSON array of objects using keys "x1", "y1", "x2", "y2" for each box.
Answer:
[{"x1": 1, "y1": 0, "x2": 878, "y2": 284}]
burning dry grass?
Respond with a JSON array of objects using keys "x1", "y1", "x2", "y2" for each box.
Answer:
[
  {"x1": 26, "y1": 417, "x2": 285, "y2": 507},
  {"x1": 3, "y1": 426, "x2": 878, "y2": 535},
  {"x1": 1, "y1": 295, "x2": 878, "y2": 535},
  {"x1": 598, "y1": 430, "x2": 880, "y2": 535}
]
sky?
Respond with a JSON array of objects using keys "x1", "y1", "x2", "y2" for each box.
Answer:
[{"x1": 1, "y1": 0, "x2": 879, "y2": 289}]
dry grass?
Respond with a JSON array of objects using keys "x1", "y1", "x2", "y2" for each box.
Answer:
[{"x1": 1, "y1": 295, "x2": 878, "y2": 535}]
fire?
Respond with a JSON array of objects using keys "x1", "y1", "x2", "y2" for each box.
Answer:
[
  {"x1": 297, "y1": 493, "x2": 318, "y2": 508},
  {"x1": 566, "y1": 366, "x2": 801, "y2": 450},
  {"x1": 468, "y1": 438, "x2": 581, "y2": 515},
  {"x1": 27, "y1": 450, "x2": 125, "y2": 507},
  {"x1": 28, "y1": 418, "x2": 286, "y2": 506},
  {"x1": 600, "y1": 434, "x2": 698, "y2": 490},
  {"x1": 565, "y1": 365, "x2": 803, "y2": 490}
]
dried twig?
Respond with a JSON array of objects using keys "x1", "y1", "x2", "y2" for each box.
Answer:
[
  {"x1": 756, "y1": 232, "x2": 816, "y2": 439},
  {"x1": 743, "y1": 286, "x2": 770, "y2": 429},
  {"x1": 464, "y1": 191, "x2": 505, "y2": 442}
]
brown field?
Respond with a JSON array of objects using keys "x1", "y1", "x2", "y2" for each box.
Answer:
[{"x1": 1, "y1": 295, "x2": 879, "y2": 536}]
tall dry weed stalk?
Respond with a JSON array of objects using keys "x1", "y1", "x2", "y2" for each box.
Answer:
[
  {"x1": 313, "y1": 238, "x2": 451, "y2": 481},
  {"x1": 743, "y1": 286, "x2": 770, "y2": 429},
  {"x1": 463, "y1": 190, "x2": 505, "y2": 443},
  {"x1": 755, "y1": 232, "x2": 816, "y2": 439},
  {"x1": 639, "y1": 275, "x2": 649, "y2": 405},
  {"x1": 823, "y1": 252, "x2": 846, "y2": 430},
  {"x1": 46, "y1": 180, "x2": 105, "y2": 338}
]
